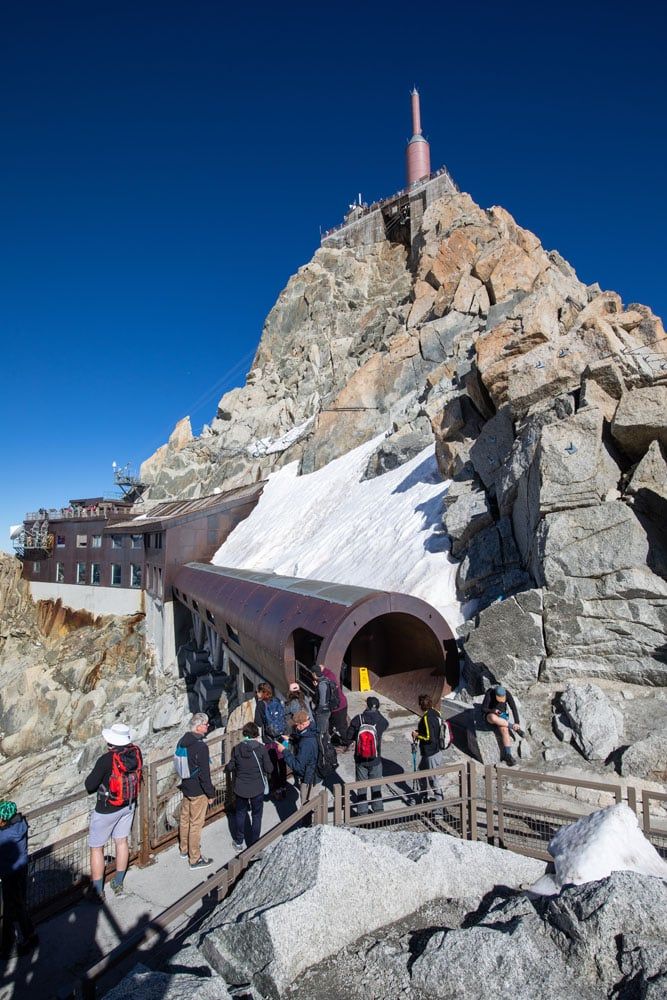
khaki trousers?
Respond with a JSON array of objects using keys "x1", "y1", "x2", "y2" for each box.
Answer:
[{"x1": 179, "y1": 795, "x2": 208, "y2": 863}]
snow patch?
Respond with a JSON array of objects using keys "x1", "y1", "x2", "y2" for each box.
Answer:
[
  {"x1": 246, "y1": 417, "x2": 314, "y2": 458},
  {"x1": 214, "y1": 436, "x2": 462, "y2": 629},
  {"x1": 529, "y1": 803, "x2": 667, "y2": 895}
]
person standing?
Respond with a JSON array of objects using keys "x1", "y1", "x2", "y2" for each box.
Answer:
[
  {"x1": 0, "y1": 801, "x2": 38, "y2": 958},
  {"x1": 322, "y1": 666, "x2": 350, "y2": 748},
  {"x1": 176, "y1": 713, "x2": 215, "y2": 870},
  {"x1": 411, "y1": 695, "x2": 445, "y2": 809},
  {"x1": 84, "y1": 722, "x2": 142, "y2": 900},
  {"x1": 481, "y1": 684, "x2": 524, "y2": 766},
  {"x1": 311, "y1": 664, "x2": 337, "y2": 736},
  {"x1": 228, "y1": 722, "x2": 273, "y2": 851},
  {"x1": 285, "y1": 682, "x2": 314, "y2": 728},
  {"x1": 280, "y1": 710, "x2": 319, "y2": 806},
  {"x1": 346, "y1": 696, "x2": 388, "y2": 814}
]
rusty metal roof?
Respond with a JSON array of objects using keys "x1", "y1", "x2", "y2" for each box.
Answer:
[
  {"x1": 190, "y1": 562, "x2": 378, "y2": 607},
  {"x1": 110, "y1": 482, "x2": 266, "y2": 531}
]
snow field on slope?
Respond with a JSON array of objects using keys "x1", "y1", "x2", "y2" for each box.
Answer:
[{"x1": 214, "y1": 436, "x2": 462, "y2": 629}]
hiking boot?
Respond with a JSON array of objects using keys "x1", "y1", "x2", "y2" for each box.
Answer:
[
  {"x1": 84, "y1": 885, "x2": 105, "y2": 904},
  {"x1": 502, "y1": 750, "x2": 516, "y2": 767},
  {"x1": 515, "y1": 727, "x2": 526, "y2": 738},
  {"x1": 189, "y1": 856, "x2": 213, "y2": 870},
  {"x1": 109, "y1": 879, "x2": 125, "y2": 896}
]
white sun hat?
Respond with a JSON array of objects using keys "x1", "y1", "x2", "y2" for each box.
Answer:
[{"x1": 101, "y1": 722, "x2": 133, "y2": 746}]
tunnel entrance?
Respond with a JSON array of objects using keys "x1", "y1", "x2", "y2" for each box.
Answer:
[
  {"x1": 291, "y1": 627, "x2": 323, "y2": 692},
  {"x1": 344, "y1": 612, "x2": 455, "y2": 709}
]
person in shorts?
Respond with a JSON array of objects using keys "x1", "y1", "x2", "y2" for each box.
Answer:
[{"x1": 84, "y1": 722, "x2": 141, "y2": 901}]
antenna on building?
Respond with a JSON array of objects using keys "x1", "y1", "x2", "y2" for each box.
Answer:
[{"x1": 358, "y1": 193, "x2": 362, "y2": 205}]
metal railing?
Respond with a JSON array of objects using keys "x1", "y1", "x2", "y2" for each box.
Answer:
[
  {"x1": 74, "y1": 789, "x2": 328, "y2": 999},
  {"x1": 24, "y1": 729, "x2": 245, "y2": 919},
  {"x1": 332, "y1": 761, "x2": 667, "y2": 862}
]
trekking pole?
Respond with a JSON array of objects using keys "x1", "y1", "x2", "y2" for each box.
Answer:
[{"x1": 411, "y1": 740, "x2": 419, "y2": 804}]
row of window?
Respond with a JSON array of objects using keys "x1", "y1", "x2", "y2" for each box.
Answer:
[
  {"x1": 54, "y1": 562, "x2": 142, "y2": 588},
  {"x1": 58, "y1": 534, "x2": 145, "y2": 549}
]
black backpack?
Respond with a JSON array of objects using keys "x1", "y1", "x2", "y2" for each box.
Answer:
[
  {"x1": 323, "y1": 677, "x2": 340, "y2": 712},
  {"x1": 315, "y1": 731, "x2": 338, "y2": 779}
]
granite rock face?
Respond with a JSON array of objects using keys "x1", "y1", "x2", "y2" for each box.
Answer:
[{"x1": 138, "y1": 189, "x2": 667, "y2": 700}]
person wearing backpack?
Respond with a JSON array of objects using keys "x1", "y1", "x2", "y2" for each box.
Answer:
[
  {"x1": 280, "y1": 710, "x2": 320, "y2": 806},
  {"x1": 255, "y1": 682, "x2": 288, "y2": 799},
  {"x1": 175, "y1": 712, "x2": 215, "y2": 870},
  {"x1": 285, "y1": 682, "x2": 314, "y2": 728},
  {"x1": 411, "y1": 695, "x2": 447, "y2": 810},
  {"x1": 311, "y1": 664, "x2": 339, "y2": 737},
  {"x1": 228, "y1": 722, "x2": 273, "y2": 851},
  {"x1": 346, "y1": 696, "x2": 389, "y2": 814},
  {"x1": 322, "y1": 666, "x2": 350, "y2": 749},
  {"x1": 84, "y1": 722, "x2": 143, "y2": 901}
]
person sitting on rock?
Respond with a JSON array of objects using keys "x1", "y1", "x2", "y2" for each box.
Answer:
[{"x1": 481, "y1": 684, "x2": 525, "y2": 767}]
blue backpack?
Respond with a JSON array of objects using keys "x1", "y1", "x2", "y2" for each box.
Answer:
[{"x1": 264, "y1": 697, "x2": 286, "y2": 739}]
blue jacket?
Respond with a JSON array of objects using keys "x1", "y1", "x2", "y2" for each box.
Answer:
[
  {"x1": 283, "y1": 724, "x2": 319, "y2": 785},
  {"x1": 0, "y1": 814, "x2": 29, "y2": 875}
]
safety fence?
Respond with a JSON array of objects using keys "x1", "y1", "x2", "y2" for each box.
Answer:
[
  {"x1": 24, "y1": 728, "x2": 243, "y2": 920},
  {"x1": 334, "y1": 761, "x2": 667, "y2": 862},
  {"x1": 74, "y1": 790, "x2": 329, "y2": 999}
]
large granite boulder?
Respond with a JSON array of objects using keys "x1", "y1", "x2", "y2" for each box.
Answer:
[
  {"x1": 611, "y1": 385, "x2": 667, "y2": 459},
  {"x1": 460, "y1": 590, "x2": 545, "y2": 691},
  {"x1": 621, "y1": 724, "x2": 667, "y2": 782},
  {"x1": 197, "y1": 825, "x2": 543, "y2": 999},
  {"x1": 555, "y1": 682, "x2": 624, "y2": 761}
]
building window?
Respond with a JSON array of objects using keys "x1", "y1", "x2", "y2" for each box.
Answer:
[
  {"x1": 56, "y1": 535, "x2": 66, "y2": 548},
  {"x1": 131, "y1": 564, "x2": 142, "y2": 588},
  {"x1": 111, "y1": 535, "x2": 123, "y2": 549},
  {"x1": 154, "y1": 532, "x2": 163, "y2": 550},
  {"x1": 111, "y1": 564, "x2": 122, "y2": 586},
  {"x1": 76, "y1": 534, "x2": 88, "y2": 548},
  {"x1": 33, "y1": 561, "x2": 40, "y2": 574},
  {"x1": 145, "y1": 534, "x2": 151, "y2": 549},
  {"x1": 56, "y1": 562, "x2": 65, "y2": 583},
  {"x1": 131, "y1": 534, "x2": 142, "y2": 549},
  {"x1": 157, "y1": 567, "x2": 163, "y2": 598},
  {"x1": 91, "y1": 563, "x2": 101, "y2": 585},
  {"x1": 206, "y1": 609, "x2": 215, "y2": 625},
  {"x1": 91, "y1": 535, "x2": 102, "y2": 548},
  {"x1": 76, "y1": 562, "x2": 86, "y2": 584}
]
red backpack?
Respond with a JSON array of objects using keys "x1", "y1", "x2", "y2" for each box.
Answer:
[
  {"x1": 106, "y1": 744, "x2": 143, "y2": 807},
  {"x1": 355, "y1": 715, "x2": 378, "y2": 760}
]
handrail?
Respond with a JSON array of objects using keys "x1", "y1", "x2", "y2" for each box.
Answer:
[{"x1": 74, "y1": 789, "x2": 328, "y2": 999}]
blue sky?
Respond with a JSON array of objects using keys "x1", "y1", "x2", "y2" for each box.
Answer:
[{"x1": 2, "y1": 1, "x2": 666, "y2": 549}]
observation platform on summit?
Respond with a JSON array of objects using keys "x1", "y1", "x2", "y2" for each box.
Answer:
[{"x1": 321, "y1": 88, "x2": 458, "y2": 252}]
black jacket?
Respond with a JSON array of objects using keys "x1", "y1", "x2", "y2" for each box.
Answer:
[
  {"x1": 346, "y1": 709, "x2": 388, "y2": 762},
  {"x1": 415, "y1": 708, "x2": 442, "y2": 758},
  {"x1": 177, "y1": 731, "x2": 215, "y2": 799},
  {"x1": 229, "y1": 739, "x2": 273, "y2": 799},
  {"x1": 481, "y1": 687, "x2": 521, "y2": 727},
  {"x1": 282, "y1": 723, "x2": 319, "y2": 785}
]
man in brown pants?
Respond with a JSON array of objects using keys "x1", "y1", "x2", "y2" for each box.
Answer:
[{"x1": 176, "y1": 713, "x2": 215, "y2": 870}]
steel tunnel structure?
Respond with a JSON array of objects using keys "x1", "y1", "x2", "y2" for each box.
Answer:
[{"x1": 172, "y1": 563, "x2": 458, "y2": 713}]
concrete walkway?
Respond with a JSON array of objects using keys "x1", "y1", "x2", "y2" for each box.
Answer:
[{"x1": 0, "y1": 692, "x2": 435, "y2": 1000}]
